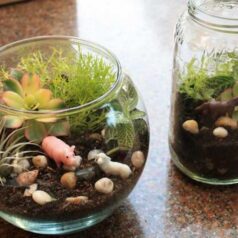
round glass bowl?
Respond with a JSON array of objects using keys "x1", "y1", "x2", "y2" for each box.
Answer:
[
  {"x1": 170, "y1": 0, "x2": 238, "y2": 185},
  {"x1": 0, "y1": 36, "x2": 149, "y2": 234}
]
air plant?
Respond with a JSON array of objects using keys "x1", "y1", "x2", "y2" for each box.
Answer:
[
  {"x1": 1, "y1": 69, "x2": 69, "y2": 142},
  {"x1": 0, "y1": 120, "x2": 40, "y2": 185}
]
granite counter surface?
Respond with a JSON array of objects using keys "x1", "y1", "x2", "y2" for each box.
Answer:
[{"x1": 1, "y1": 0, "x2": 238, "y2": 237}]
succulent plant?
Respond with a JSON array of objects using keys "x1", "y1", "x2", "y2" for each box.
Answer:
[
  {"x1": 1, "y1": 69, "x2": 69, "y2": 142},
  {"x1": 0, "y1": 120, "x2": 39, "y2": 185}
]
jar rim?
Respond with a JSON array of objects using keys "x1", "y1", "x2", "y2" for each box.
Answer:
[
  {"x1": 0, "y1": 36, "x2": 123, "y2": 117},
  {"x1": 188, "y1": 0, "x2": 238, "y2": 30}
]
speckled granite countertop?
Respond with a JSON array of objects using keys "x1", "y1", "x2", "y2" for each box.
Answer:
[{"x1": 1, "y1": 0, "x2": 238, "y2": 237}]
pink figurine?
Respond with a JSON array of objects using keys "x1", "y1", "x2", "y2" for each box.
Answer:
[{"x1": 42, "y1": 136, "x2": 77, "y2": 167}]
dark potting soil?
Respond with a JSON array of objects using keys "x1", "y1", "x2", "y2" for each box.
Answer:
[
  {"x1": 0, "y1": 130, "x2": 149, "y2": 221},
  {"x1": 170, "y1": 92, "x2": 238, "y2": 180}
]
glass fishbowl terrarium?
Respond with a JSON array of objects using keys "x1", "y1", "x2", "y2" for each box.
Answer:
[
  {"x1": 0, "y1": 36, "x2": 149, "y2": 234},
  {"x1": 170, "y1": 0, "x2": 238, "y2": 185}
]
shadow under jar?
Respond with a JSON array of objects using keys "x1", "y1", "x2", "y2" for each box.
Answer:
[
  {"x1": 0, "y1": 36, "x2": 149, "y2": 234},
  {"x1": 169, "y1": 0, "x2": 238, "y2": 185}
]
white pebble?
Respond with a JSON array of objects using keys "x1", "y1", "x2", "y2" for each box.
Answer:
[
  {"x1": 101, "y1": 129, "x2": 106, "y2": 138},
  {"x1": 182, "y1": 120, "x2": 199, "y2": 134},
  {"x1": 32, "y1": 190, "x2": 55, "y2": 205},
  {"x1": 13, "y1": 159, "x2": 30, "y2": 174},
  {"x1": 95, "y1": 177, "x2": 114, "y2": 194},
  {"x1": 88, "y1": 149, "x2": 103, "y2": 161},
  {"x1": 24, "y1": 183, "x2": 38, "y2": 197},
  {"x1": 131, "y1": 151, "x2": 145, "y2": 169},
  {"x1": 32, "y1": 155, "x2": 48, "y2": 169},
  {"x1": 213, "y1": 127, "x2": 228, "y2": 138}
]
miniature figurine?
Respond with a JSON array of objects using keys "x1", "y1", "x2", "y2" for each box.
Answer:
[{"x1": 42, "y1": 136, "x2": 78, "y2": 167}]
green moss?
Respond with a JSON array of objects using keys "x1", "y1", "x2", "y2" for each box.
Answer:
[
  {"x1": 0, "y1": 46, "x2": 117, "y2": 132},
  {"x1": 17, "y1": 47, "x2": 116, "y2": 108},
  {"x1": 179, "y1": 52, "x2": 238, "y2": 101}
]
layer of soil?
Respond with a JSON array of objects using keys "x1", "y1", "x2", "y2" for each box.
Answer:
[
  {"x1": 0, "y1": 129, "x2": 149, "y2": 221},
  {"x1": 171, "y1": 92, "x2": 238, "y2": 180}
]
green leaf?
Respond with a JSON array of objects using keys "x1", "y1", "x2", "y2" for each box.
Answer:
[
  {"x1": 36, "y1": 117, "x2": 57, "y2": 123},
  {"x1": 130, "y1": 109, "x2": 146, "y2": 120},
  {"x1": 3, "y1": 79, "x2": 24, "y2": 96},
  {"x1": 118, "y1": 90, "x2": 129, "y2": 109},
  {"x1": 105, "y1": 126, "x2": 117, "y2": 143},
  {"x1": 24, "y1": 120, "x2": 47, "y2": 143},
  {"x1": 118, "y1": 76, "x2": 139, "y2": 113},
  {"x1": 133, "y1": 118, "x2": 148, "y2": 135},
  {"x1": 233, "y1": 64, "x2": 238, "y2": 81},
  {"x1": 127, "y1": 82, "x2": 139, "y2": 111},
  {"x1": 116, "y1": 122, "x2": 135, "y2": 149},
  {"x1": 179, "y1": 53, "x2": 238, "y2": 101},
  {"x1": 233, "y1": 82, "x2": 238, "y2": 97},
  {"x1": 45, "y1": 99, "x2": 65, "y2": 109},
  {"x1": 218, "y1": 88, "x2": 233, "y2": 101},
  {"x1": 10, "y1": 68, "x2": 24, "y2": 81},
  {"x1": 21, "y1": 74, "x2": 41, "y2": 94},
  {"x1": 3, "y1": 115, "x2": 24, "y2": 128},
  {"x1": 232, "y1": 110, "x2": 238, "y2": 120},
  {"x1": 106, "y1": 109, "x2": 129, "y2": 127},
  {"x1": 2, "y1": 91, "x2": 24, "y2": 109},
  {"x1": 47, "y1": 120, "x2": 70, "y2": 136},
  {"x1": 207, "y1": 76, "x2": 235, "y2": 95},
  {"x1": 35, "y1": 89, "x2": 52, "y2": 108}
]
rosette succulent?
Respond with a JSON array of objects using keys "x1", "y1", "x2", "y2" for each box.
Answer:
[{"x1": 1, "y1": 70, "x2": 69, "y2": 142}]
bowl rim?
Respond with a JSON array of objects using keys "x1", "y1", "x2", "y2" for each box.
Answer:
[{"x1": 0, "y1": 35, "x2": 122, "y2": 116}]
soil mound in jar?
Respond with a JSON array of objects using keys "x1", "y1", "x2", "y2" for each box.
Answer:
[
  {"x1": 0, "y1": 130, "x2": 149, "y2": 221},
  {"x1": 171, "y1": 92, "x2": 238, "y2": 180}
]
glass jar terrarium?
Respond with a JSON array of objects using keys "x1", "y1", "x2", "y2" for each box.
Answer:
[
  {"x1": 170, "y1": 0, "x2": 238, "y2": 185},
  {"x1": 0, "y1": 36, "x2": 149, "y2": 234}
]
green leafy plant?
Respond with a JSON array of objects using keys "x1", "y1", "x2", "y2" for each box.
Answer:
[
  {"x1": 0, "y1": 121, "x2": 39, "y2": 185},
  {"x1": 18, "y1": 48, "x2": 116, "y2": 108},
  {"x1": 0, "y1": 47, "x2": 117, "y2": 132},
  {"x1": 179, "y1": 52, "x2": 238, "y2": 101},
  {"x1": 105, "y1": 77, "x2": 146, "y2": 154},
  {"x1": 1, "y1": 71, "x2": 69, "y2": 142}
]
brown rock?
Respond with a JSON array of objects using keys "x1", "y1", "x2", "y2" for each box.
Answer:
[
  {"x1": 65, "y1": 196, "x2": 88, "y2": 205},
  {"x1": 215, "y1": 116, "x2": 237, "y2": 129},
  {"x1": 16, "y1": 170, "x2": 39, "y2": 186},
  {"x1": 60, "y1": 172, "x2": 77, "y2": 189}
]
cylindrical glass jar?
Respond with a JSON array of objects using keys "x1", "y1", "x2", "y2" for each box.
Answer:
[
  {"x1": 170, "y1": 0, "x2": 238, "y2": 185},
  {"x1": 0, "y1": 36, "x2": 149, "y2": 234}
]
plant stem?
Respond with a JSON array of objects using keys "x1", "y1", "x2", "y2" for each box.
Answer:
[
  {"x1": 106, "y1": 146, "x2": 129, "y2": 156},
  {"x1": 106, "y1": 147, "x2": 120, "y2": 156}
]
